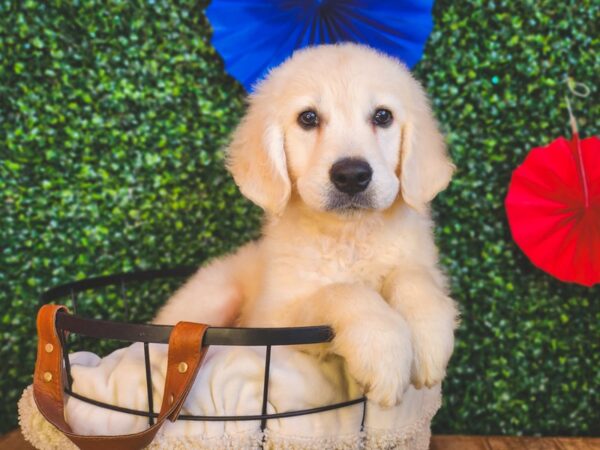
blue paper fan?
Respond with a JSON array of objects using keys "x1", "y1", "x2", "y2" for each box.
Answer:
[{"x1": 206, "y1": 0, "x2": 435, "y2": 91}]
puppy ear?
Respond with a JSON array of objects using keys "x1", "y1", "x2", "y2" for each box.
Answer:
[
  {"x1": 226, "y1": 101, "x2": 291, "y2": 215},
  {"x1": 400, "y1": 88, "x2": 455, "y2": 212}
]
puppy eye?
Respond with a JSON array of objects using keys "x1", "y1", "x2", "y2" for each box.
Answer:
[
  {"x1": 298, "y1": 110, "x2": 319, "y2": 129},
  {"x1": 372, "y1": 109, "x2": 393, "y2": 127}
]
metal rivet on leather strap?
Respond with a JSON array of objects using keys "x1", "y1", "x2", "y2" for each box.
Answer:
[
  {"x1": 177, "y1": 362, "x2": 188, "y2": 373},
  {"x1": 169, "y1": 394, "x2": 174, "y2": 405},
  {"x1": 45, "y1": 343, "x2": 54, "y2": 353},
  {"x1": 43, "y1": 372, "x2": 53, "y2": 382}
]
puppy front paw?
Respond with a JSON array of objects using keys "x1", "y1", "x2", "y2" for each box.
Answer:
[
  {"x1": 410, "y1": 321, "x2": 455, "y2": 389},
  {"x1": 334, "y1": 312, "x2": 413, "y2": 407}
]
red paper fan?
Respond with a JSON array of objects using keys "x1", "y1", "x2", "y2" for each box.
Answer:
[{"x1": 505, "y1": 134, "x2": 600, "y2": 286}]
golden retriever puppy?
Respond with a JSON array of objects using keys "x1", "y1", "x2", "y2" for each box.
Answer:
[{"x1": 154, "y1": 43, "x2": 458, "y2": 407}]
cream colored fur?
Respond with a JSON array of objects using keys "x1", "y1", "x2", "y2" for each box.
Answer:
[{"x1": 154, "y1": 43, "x2": 458, "y2": 408}]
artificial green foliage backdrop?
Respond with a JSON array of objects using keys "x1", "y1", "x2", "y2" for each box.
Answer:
[{"x1": 1, "y1": 0, "x2": 598, "y2": 436}]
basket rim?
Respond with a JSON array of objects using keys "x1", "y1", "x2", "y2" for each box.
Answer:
[
  {"x1": 40, "y1": 266, "x2": 198, "y2": 302},
  {"x1": 56, "y1": 311, "x2": 334, "y2": 346},
  {"x1": 42, "y1": 267, "x2": 335, "y2": 346}
]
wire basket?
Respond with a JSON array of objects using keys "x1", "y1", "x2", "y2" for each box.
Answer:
[{"x1": 40, "y1": 267, "x2": 367, "y2": 434}]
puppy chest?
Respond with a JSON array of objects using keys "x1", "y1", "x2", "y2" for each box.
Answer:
[{"x1": 274, "y1": 235, "x2": 399, "y2": 290}]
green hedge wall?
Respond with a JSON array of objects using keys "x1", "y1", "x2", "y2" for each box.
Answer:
[{"x1": 1, "y1": 0, "x2": 598, "y2": 436}]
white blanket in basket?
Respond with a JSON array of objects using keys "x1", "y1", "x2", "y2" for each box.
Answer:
[{"x1": 19, "y1": 342, "x2": 441, "y2": 449}]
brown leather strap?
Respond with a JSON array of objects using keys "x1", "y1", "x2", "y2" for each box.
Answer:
[{"x1": 33, "y1": 304, "x2": 209, "y2": 450}]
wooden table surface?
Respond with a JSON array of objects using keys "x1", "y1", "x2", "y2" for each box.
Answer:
[
  {"x1": 2, "y1": 429, "x2": 599, "y2": 449},
  {"x1": 429, "y1": 435, "x2": 600, "y2": 450}
]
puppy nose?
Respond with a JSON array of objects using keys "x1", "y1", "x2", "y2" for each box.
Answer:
[{"x1": 329, "y1": 158, "x2": 373, "y2": 194}]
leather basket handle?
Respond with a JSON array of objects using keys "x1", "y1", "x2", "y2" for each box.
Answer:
[{"x1": 33, "y1": 304, "x2": 210, "y2": 450}]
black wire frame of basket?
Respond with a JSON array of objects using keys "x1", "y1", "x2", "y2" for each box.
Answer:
[{"x1": 40, "y1": 267, "x2": 367, "y2": 435}]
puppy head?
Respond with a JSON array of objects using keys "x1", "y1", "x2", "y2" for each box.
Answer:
[{"x1": 227, "y1": 43, "x2": 454, "y2": 216}]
